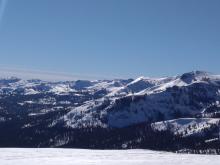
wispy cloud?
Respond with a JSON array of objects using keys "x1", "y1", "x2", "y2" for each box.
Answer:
[
  {"x1": 0, "y1": 0, "x2": 8, "y2": 25},
  {"x1": 0, "y1": 67, "x2": 117, "y2": 81}
]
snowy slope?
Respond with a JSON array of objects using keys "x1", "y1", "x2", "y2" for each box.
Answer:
[
  {"x1": 0, "y1": 149, "x2": 220, "y2": 165},
  {"x1": 1, "y1": 71, "x2": 220, "y2": 150},
  {"x1": 59, "y1": 71, "x2": 220, "y2": 128},
  {"x1": 152, "y1": 118, "x2": 220, "y2": 137}
]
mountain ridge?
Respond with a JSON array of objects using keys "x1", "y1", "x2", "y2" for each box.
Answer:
[{"x1": 0, "y1": 70, "x2": 220, "y2": 152}]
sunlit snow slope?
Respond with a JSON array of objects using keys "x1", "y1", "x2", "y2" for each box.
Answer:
[{"x1": 0, "y1": 149, "x2": 220, "y2": 165}]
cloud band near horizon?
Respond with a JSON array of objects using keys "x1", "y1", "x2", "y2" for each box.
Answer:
[{"x1": 0, "y1": 67, "x2": 120, "y2": 81}]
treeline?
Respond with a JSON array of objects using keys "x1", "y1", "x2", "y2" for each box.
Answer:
[{"x1": 1, "y1": 114, "x2": 220, "y2": 154}]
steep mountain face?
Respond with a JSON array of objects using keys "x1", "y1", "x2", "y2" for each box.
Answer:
[{"x1": 0, "y1": 71, "x2": 220, "y2": 152}]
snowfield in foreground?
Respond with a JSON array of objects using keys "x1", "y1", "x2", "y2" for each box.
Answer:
[{"x1": 0, "y1": 149, "x2": 220, "y2": 165}]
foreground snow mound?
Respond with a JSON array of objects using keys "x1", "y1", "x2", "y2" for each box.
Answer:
[{"x1": 0, "y1": 149, "x2": 220, "y2": 165}]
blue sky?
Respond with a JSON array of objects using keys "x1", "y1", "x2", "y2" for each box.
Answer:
[{"x1": 0, "y1": 0, "x2": 220, "y2": 80}]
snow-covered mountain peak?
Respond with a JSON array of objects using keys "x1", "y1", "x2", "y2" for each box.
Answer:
[
  {"x1": 179, "y1": 71, "x2": 211, "y2": 84},
  {"x1": 128, "y1": 76, "x2": 146, "y2": 84},
  {"x1": 0, "y1": 76, "x2": 21, "y2": 85}
]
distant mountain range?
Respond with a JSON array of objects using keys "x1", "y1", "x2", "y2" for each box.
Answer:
[{"x1": 1, "y1": 71, "x2": 220, "y2": 153}]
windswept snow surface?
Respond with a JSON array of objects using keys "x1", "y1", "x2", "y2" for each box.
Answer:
[{"x1": 0, "y1": 149, "x2": 220, "y2": 165}]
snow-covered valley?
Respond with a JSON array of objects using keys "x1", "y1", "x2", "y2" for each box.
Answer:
[{"x1": 0, "y1": 148, "x2": 220, "y2": 165}]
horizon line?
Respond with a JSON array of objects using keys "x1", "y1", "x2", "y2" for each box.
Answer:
[{"x1": 0, "y1": 67, "x2": 129, "y2": 81}]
